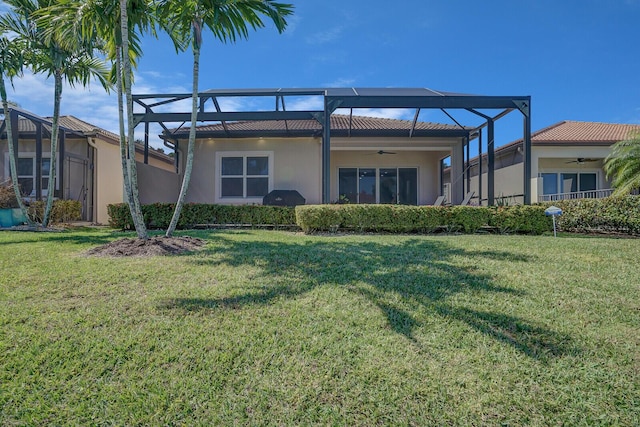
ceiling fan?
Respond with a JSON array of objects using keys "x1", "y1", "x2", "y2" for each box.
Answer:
[{"x1": 565, "y1": 158, "x2": 598, "y2": 164}]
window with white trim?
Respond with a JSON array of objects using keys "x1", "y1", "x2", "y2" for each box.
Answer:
[{"x1": 217, "y1": 152, "x2": 273, "y2": 200}]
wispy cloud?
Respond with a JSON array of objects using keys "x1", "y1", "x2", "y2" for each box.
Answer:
[
  {"x1": 323, "y1": 77, "x2": 356, "y2": 87},
  {"x1": 6, "y1": 70, "x2": 197, "y2": 147},
  {"x1": 336, "y1": 108, "x2": 415, "y2": 121},
  {"x1": 305, "y1": 26, "x2": 343, "y2": 45}
]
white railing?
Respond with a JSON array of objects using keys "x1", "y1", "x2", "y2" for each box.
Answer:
[{"x1": 538, "y1": 188, "x2": 614, "y2": 202}]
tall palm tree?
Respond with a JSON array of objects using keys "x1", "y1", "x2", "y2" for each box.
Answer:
[
  {"x1": 604, "y1": 132, "x2": 640, "y2": 196},
  {"x1": 38, "y1": 0, "x2": 161, "y2": 239},
  {"x1": 1, "y1": 0, "x2": 110, "y2": 228},
  {"x1": 0, "y1": 34, "x2": 34, "y2": 225},
  {"x1": 158, "y1": 0, "x2": 293, "y2": 237}
]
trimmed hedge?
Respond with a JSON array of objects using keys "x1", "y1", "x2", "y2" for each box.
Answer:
[
  {"x1": 544, "y1": 195, "x2": 640, "y2": 235},
  {"x1": 296, "y1": 204, "x2": 552, "y2": 235},
  {"x1": 107, "y1": 203, "x2": 297, "y2": 230},
  {"x1": 27, "y1": 200, "x2": 82, "y2": 224}
]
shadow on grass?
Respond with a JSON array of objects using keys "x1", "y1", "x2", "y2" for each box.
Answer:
[{"x1": 159, "y1": 233, "x2": 573, "y2": 360}]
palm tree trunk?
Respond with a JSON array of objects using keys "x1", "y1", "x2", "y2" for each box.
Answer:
[
  {"x1": 42, "y1": 71, "x2": 62, "y2": 228},
  {"x1": 1, "y1": 78, "x2": 33, "y2": 225},
  {"x1": 115, "y1": 46, "x2": 138, "y2": 230},
  {"x1": 166, "y1": 43, "x2": 200, "y2": 237},
  {"x1": 119, "y1": 0, "x2": 147, "y2": 239}
]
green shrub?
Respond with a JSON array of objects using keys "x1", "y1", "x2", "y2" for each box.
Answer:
[
  {"x1": 0, "y1": 185, "x2": 19, "y2": 209},
  {"x1": 28, "y1": 200, "x2": 82, "y2": 224},
  {"x1": 296, "y1": 204, "x2": 550, "y2": 235},
  {"x1": 489, "y1": 205, "x2": 552, "y2": 235},
  {"x1": 107, "y1": 203, "x2": 296, "y2": 230},
  {"x1": 294, "y1": 205, "x2": 343, "y2": 233},
  {"x1": 444, "y1": 206, "x2": 492, "y2": 233},
  {"x1": 545, "y1": 196, "x2": 640, "y2": 235}
]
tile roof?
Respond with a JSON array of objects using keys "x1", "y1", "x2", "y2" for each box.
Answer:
[
  {"x1": 530, "y1": 120, "x2": 640, "y2": 145},
  {"x1": 2, "y1": 114, "x2": 172, "y2": 163},
  {"x1": 3, "y1": 115, "x2": 120, "y2": 141},
  {"x1": 169, "y1": 114, "x2": 469, "y2": 137}
]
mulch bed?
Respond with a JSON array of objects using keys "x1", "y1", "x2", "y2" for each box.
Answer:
[{"x1": 85, "y1": 236, "x2": 206, "y2": 257}]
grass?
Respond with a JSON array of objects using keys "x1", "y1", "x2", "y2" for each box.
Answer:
[{"x1": 1, "y1": 228, "x2": 639, "y2": 425}]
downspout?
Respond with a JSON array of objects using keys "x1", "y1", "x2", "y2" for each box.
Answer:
[{"x1": 87, "y1": 137, "x2": 98, "y2": 223}]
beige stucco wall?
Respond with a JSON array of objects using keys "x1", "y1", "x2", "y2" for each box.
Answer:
[
  {"x1": 181, "y1": 137, "x2": 322, "y2": 204},
  {"x1": 469, "y1": 163, "x2": 525, "y2": 205},
  {"x1": 92, "y1": 138, "x2": 125, "y2": 224},
  {"x1": 466, "y1": 145, "x2": 613, "y2": 204},
  {"x1": 91, "y1": 138, "x2": 175, "y2": 224},
  {"x1": 137, "y1": 162, "x2": 181, "y2": 204},
  {"x1": 176, "y1": 136, "x2": 461, "y2": 206}
]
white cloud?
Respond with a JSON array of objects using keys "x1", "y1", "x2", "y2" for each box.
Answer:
[
  {"x1": 6, "y1": 70, "x2": 200, "y2": 148},
  {"x1": 286, "y1": 95, "x2": 324, "y2": 111},
  {"x1": 305, "y1": 26, "x2": 343, "y2": 45},
  {"x1": 323, "y1": 78, "x2": 356, "y2": 87},
  {"x1": 336, "y1": 108, "x2": 414, "y2": 120}
]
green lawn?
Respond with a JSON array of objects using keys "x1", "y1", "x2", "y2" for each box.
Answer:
[{"x1": 1, "y1": 229, "x2": 638, "y2": 425}]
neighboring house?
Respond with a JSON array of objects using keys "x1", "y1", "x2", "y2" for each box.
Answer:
[
  {"x1": 161, "y1": 115, "x2": 470, "y2": 206},
  {"x1": 1, "y1": 108, "x2": 176, "y2": 224},
  {"x1": 445, "y1": 120, "x2": 640, "y2": 204}
]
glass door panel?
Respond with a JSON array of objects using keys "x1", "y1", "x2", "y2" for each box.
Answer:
[
  {"x1": 358, "y1": 168, "x2": 376, "y2": 203},
  {"x1": 541, "y1": 173, "x2": 558, "y2": 195},
  {"x1": 379, "y1": 168, "x2": 397, "y2": 204},
  {"x1": 579, "y1": 173, "x2": 597, "y2": 191},
  {"x1": 398, "y1": 168, "x2": 418, "y2": 205},
  {"x1": 338, "y1": 168, "x2": 357, "y2": 203}
]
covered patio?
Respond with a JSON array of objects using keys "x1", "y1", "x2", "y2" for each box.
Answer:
[{"x1": 132, "y1": 88, "x2": 532, "y2": 205}]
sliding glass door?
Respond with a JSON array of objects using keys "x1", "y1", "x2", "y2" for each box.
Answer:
[{"x1": 339, "y1": 167, "x2": 418, "y2": 205}]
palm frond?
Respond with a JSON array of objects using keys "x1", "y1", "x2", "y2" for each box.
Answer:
[{"x1": 604, "y1": 131, "x2": 640, "y2": 195}]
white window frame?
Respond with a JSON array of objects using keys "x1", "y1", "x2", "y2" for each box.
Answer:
[
  {"x1": 538, "y1": 169, "x2": 599, "y2": 195},
  {"x1": 338, "y1": 166, "x2": 419, "y2": 205},
  {"x1": 215, "y1": 151, "x2": 274, "y2": 204},
  {"x1": 3, "y1": 152, "x2": 59, "y2": 197}
]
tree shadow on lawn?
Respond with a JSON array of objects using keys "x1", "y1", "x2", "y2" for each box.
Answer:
[{"x1": 160, "y1": 235, "x2": 574, "y2": 360}]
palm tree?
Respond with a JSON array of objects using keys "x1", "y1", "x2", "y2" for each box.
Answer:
[
  {"x1": 604, "y1": 131, "x2": 640, "y2": 196},
  {"x1": 1, "y1": 0, "x2": 110, "y2": 228},
  {"x1": 38, "y1": 0, "x2": 162, "y2": 239},
  {"x1": 158, "y1": 0, "x2": 293, "y2": 237},
  {"x1": 0, "y1": 35, "x2": 34, "y2": 225}
]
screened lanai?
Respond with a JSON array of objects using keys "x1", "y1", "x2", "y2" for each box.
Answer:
[{"x1": 132, "y1": 88, "x2": 532, "y2": 205}]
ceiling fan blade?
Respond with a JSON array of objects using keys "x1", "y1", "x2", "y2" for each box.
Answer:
[{"x1": 566, "y1": 158, "x2": 599, "y2": 164}]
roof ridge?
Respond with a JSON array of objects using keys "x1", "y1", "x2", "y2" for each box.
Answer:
[{"x1": 531, "y1": 120, "x2": 567, "y2": 138}]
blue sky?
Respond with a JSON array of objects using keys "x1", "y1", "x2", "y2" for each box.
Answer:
[{"x1": 4, "y1": 0, "x2": 640, "y2": 148}]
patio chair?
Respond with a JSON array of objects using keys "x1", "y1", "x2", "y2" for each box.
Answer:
[{"x1": 460, "y1": 191, "x2": 475, "y2": 206}]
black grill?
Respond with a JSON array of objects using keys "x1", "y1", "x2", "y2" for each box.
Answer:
[{"x1": 263, "y1": 190, "x2": 305, "y2": 207}]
